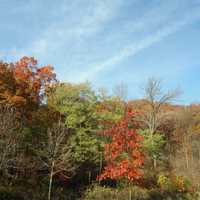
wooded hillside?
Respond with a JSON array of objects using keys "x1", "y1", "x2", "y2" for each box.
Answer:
[{"x1": 0, "y1": 57, "x2": 200, "y2": 200}]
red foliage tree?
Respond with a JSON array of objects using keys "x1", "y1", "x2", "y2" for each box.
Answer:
[{"x1": 99, "y1": 109, "x2": 144, "y2": 182}]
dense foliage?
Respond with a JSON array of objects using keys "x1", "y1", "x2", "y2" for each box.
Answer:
[
  {"x1": 99, "y1": 109, "x2": 144, "y2": 182},
  {"x1": 0, "y1": 57, "x2": 200, "y2": 200}
]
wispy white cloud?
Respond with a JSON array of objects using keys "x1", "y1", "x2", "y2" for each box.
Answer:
[
  {"x1": 24, "y1": 0, "x2": 123, "y2": 58},
  {"x1": 122, "y1": 0, "x2": 182, "y2": 33},
  {"x1": 1, "y1": 0, "x2": 200, "y2": 103},
  {"x1": 1, "y1": 0, "x2": 123, "y2": 61},
  {"x1": 74, "y1": 5, "x2": 200, "y2": 82},
  {"x1": 1, "y1": 0, "x2": 200, "y2": 87}
]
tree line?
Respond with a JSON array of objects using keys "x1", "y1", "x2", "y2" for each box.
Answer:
[{"x1": 0, "y1": 56, "x2": 200, "y2": 200}]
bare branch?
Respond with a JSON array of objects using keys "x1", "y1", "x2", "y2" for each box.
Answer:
[
  {"x1": 0, "y1": 105, "x2": 21, "y2": 174},
  {"x1": 139, "y1": 77, "x2": 181, "y2": 134}
]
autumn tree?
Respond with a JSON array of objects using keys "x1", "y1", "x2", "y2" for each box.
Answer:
[
  {"x1": 0, "y1": 62, "x2": 16, "y2": 104},
  {"x1": 171, "y1": 106, "x2": 200, "y2": 185},
  {"x1": 0, "y1": 57, "x2": 57, "y2": 171},
  {"x1": 99, "y1": 108, "x2": 144, "y2": 183},
  {"x1": 0, "y1": 56, "x2": 56, "y2": 113}
]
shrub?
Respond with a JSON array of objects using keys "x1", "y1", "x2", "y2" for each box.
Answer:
[
  {"x1": 82, "y1": 185, "x2": 117, "y2": 200},
  {"x1": 148, "y1": 188, "x2": 199, "y2": 200},
  {"x1": 82, "y1": 184, "x2": 200, "y2": 200},
  {"x1": 82, "y1": 184, "x2": 149, "y2": 200},
  {"x1": 119, "y1": 186, "x2": 150, "y2": 200},
  {"x1": 157, "y1": 174, "x2": 192, "y2": 193}
]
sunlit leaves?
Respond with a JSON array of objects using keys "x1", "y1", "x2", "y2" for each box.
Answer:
[
  {"x1": 0, "y1": 56, "x2": 56, "y2": 110},
  {"x1": 99, "y1": 108, "x2": 144, "y2": 182}
]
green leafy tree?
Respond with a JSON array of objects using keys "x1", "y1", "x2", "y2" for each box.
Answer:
[
  {"x1": 140, "y1": 129, "x2": 166, "y2": 167},
  {"x1": 96, "y1": 87, "x2": 125, "y2": 127},
  {"x1": 46, "y1": 82, "x2": 104, "y2": 182}
]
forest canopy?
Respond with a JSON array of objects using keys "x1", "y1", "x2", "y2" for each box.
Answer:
[{"x1": 0, "y1": 57, "x2": 200, "y2": 200}]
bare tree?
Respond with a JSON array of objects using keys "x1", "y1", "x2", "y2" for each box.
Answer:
[
  {"x1": 39, "y1": 121, "x2": 76, "y2": 200},
  {"x1": 141, "y1": 77, "x2": 180, "y2": 136},
  {"x1": 113, "y1": 81, "x2": 128, "y2": 101},
  {"x1": 0, "y1": 105, "x2": 21, "y2": 176},
  {"x1": 138, "y1": 77, "x2": 181, "y2": 168},
  {"x1": 98, "y1": 87, "x2": 109, "y2": 101}
]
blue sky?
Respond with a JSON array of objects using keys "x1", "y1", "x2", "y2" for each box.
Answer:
[{"x1": 1, "y1": 0, "x2": 200, "y2": 104}]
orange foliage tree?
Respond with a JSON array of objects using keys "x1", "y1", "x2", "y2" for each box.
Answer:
[
  {"x1": 99, "y1": 108, "x2": 144, "y2": 182},
  {"x1": 0, "y1": 56, "x2": 56, "y2": 110}
]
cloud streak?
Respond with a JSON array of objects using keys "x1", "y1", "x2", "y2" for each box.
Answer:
[
  {"x1": 26, "y1": 0, "x2": 123, "y2": 58},
  {"x1": 1, "y1": 0, "x2": 123, "y2": 61},
  {"x1": 1, "y1": 0, "x2": 200, "y2": 88},
  {"x1": 75, "y1": 7, "x2": 200, "y2": 82}
]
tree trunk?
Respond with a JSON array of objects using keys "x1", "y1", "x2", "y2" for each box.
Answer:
[
  {"x1": 150, "y1": 130, "x2": 157, "y2": 170},
  {"x1": 129, "y1": 188, "x2": 132, "y2": 200},
  {"x1": 153, "y1": 157, "x2": 157, "y2": 169},
  {"x1": 183, "y1": 146, "x2": 189, "y2": 170},
  {"x1": 88, "y1": 171, "x2": 91, "y2": 184},
  {"x1": 48, "y1": 161, "x2": 55, "y2": 200},
  {"x1": 99, "y1": 152, "x2": 103, "y2": 184}
]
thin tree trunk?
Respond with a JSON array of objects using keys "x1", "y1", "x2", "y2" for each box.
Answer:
[
  {"x1": 99, "y1": 152, "x2": 103, "y2": 184},
  {"x1": 48, "y1": 161, "x2": 55, "y2": 200},
  {"x1": 129, "y1": 188, "x2": 132, "y2": 200},
  {"x1": 153, "y1": 157, "x2": 157, "y2": 169},
  {"x1": 88, "y1": 171, "x2": 91, "y2": 184},
  {"x1": 183, "y1": 146, "x2": 189, "y2": 170}
]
